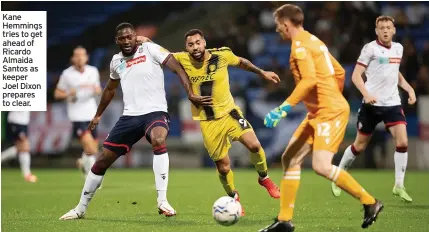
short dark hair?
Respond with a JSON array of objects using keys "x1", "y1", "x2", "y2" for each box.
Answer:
[
  {"x1": 375, "y1": 16, "x2": 395, "y2": 27},
  {"x1": 184, "y1": 29, "x2": 204, "y2": 40},
  {"x1": 115, "y1": 22, "x2": 134, "y2": 33},
  {"x1": 273, "y1": 4, "x2": 304, "y2": 26}
]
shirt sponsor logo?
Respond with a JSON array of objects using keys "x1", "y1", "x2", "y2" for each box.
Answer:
[
  {"x1": 189, "y1": 73, "x2": 215, "y2": 83},
  {"x1": 378, "y1": 57, "x2": 401, "y2": 64},
  {"x1": 389, "y1": 57, "x2": 401, "y2": 64},
  {"x1": 126, "y1": 55, "x2": 146, "y2": 68}
]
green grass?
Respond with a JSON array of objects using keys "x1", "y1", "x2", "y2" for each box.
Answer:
[{"x1": 2, "y1": 169, "x2": 429, "y2": 232}]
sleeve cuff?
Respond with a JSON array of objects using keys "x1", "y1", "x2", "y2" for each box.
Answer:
[
  {"x1": 162, "y1": 53, "x2": 172, "y2": 65},
  {"x1": 356, "y1": 62, "x2": 367, "y2": 67}
]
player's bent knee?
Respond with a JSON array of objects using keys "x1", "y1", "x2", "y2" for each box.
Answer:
[
  {"x1": 17, "y1": 139, "x2": 30, "y2": 152},
  {"x1": 91, "y1": 149, "x2": 119, "y2": 175},
  {"x1": 152, "y1": 137, "x2": 166, "y2": 148},
  {"x1": 312, "y1": 162, "x2": 331, "y2": 177},
  {"x1": 395, "y1": 139, "x2": 408, "y2": 148},
  {"x1": 217, "y1": 164, "x2": 231, "y2": 176},
  {"x1": 215, "y1": 158, "x2": 231, "y2": 175},
  {"x1": 247, "y1": 141, "x2": 262, "y2": 153}
]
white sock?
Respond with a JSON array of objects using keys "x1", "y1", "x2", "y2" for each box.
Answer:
[
  {"x1": 394, "y1": 151, "x2": 408, "y2": 188},
  {"x1": 88, "y1": 155, "x2": 96, "y2": 173},
  {"x1": 18, "y1": 152, "x2": 31, "y2": 176},
  {"x1": 77, "y1": 170, "x2": 104, "y2": 213},
  {"x1": 82, "y1": 152, "x2": 96, "y2": 174},
  {"x1": 338, "y1": 145, "x2": 357, "y2": 170},
  {"x1": 1, "y1": 146, "x2": 18, "y2": 162},
  {"x1": 153, "y1": 153, "x2": 169, "y2": 204}
]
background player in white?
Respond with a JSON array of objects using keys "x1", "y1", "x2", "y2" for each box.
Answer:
[
  {"x1": 4, "y1": 111, "x2": 37, "y2": 183},
  {"x1": 331, "y1": 16, "x2": 416, "y2": 202},
  {"x1": 59, "y1": 22, "x2": 211, "y2": 220},
  {"x1": 54, "y1": 46, "x2": 102, "y2": 177}
]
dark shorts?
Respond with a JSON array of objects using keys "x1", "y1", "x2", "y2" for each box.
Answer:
[
  {"x1": 103, "y1": 111, "x2": 170, "y2": 156},
  {"x1": 72, "y1": 121, "x2": 98, "y2": 139},
  {"x1": 357, "y1": 104, "x2": 407, "y2": 135},
  {"x1": 8, "y1": 123, "x2": 28, "y2": 141}
]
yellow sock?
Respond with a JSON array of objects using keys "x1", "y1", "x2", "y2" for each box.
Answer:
[
  {"x1": 330, "y1": 165, "x2": 376, "y2": 205},
  {"x1": 278, "y1": 168, "x2": 301, "y2": 221},
  {"x1": 250, "y1": 147, "x2": 268, "y2": 178},
  {"x1": 218, "y1": 169, "x2": 236, "y2": 196}
]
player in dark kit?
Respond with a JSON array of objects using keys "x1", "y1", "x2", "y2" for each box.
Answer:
[{"x1": 59, "y1": 22, "x2": 211, "y2": 220}]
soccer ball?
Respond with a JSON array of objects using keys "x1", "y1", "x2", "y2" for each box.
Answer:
[{"x1": 212, "y1": 196, "x2": 242, "y2": 226}]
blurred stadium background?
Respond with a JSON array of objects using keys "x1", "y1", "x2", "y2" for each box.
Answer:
[{"x1": 1, "y1": 1, "x2": 429, "y2": 170}]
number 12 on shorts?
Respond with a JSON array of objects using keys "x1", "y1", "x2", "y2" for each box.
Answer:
[{"x1": 317, "y1": 120, "x2": 341, "y2": 144}]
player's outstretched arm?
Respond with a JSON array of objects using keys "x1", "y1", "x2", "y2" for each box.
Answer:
[
  {"x1": 352, "y1": 64, "x2": 376, "y2": 104},
  {"x1": 398, "y1": 72, "x2": 416, "y2": 105},
  {"x1": 164, "y1": 55, "x2": 212, "y2": 107},
  {"x1": 88, "y1": 78, "x2": 119, "y2": 130},
  {"x1": 264, "y1": 50, "x2": 317, "y2": 128},
  {"x1": 237, "y1": 57, "x2": 280, "y2": 83}
]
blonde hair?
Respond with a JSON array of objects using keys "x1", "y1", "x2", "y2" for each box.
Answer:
[
  {"x1": 375, "y1": 16, "x2": 395, "y2": 27},
  {"x1": 273, "y1": 4, "x2": 304, "y2": 26}
]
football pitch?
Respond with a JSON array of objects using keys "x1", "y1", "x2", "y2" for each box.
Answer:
[{"x1": 2, "y1": 169, "x2": 429, "y2": 232}]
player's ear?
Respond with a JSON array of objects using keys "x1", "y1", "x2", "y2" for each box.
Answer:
[
  {"x1": 375, "y1": 28, "x2": 378, "y2": 36},
  {"x1": 393, "y1": 26, "x2": 396, "y2": 35}
]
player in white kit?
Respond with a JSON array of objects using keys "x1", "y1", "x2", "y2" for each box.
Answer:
[
  {"x1": 59, "y1": 22, "x2": 211, "y2": 220},
  {"x1": 331, "y1": 16, "x2": 416, "y2": 202},
  {"x1": 4, "y1": 111, "x2": 37, "y2": 182},
  {"x1": 54, "y1": 46, "x2": 102, "y2": 177}
]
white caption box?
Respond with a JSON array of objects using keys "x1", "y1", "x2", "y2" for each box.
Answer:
[{"x1": 0, "y1": 11, "x2": 47, "y2": 111}]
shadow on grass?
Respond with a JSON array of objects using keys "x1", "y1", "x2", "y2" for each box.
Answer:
[{"x1": 81, "y1": 215, "x2": 271, "y2": 227}]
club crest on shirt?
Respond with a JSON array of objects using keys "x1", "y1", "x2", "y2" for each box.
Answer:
[
  {"x1": 295, "y1": 47, "x2": 306, "y2": 59},
  {"x1": 138, "y1": 46, "x2": 144, "y2": 53},
  {"x1": 209, "y1": 64, "x2": 217, "y2": 72}
]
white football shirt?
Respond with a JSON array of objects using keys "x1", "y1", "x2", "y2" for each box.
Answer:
[
  {"x1": 57, "y1": 65, "x2": 101, "y2": 121},
  {"x1": 110, "y1": 42, "x2": 171, "y2": 116},
  {"x1": 357, "y1": 40, "x2": 403, "y2": 106},
  {"x1": 8, "y1": 111, "x2": 30, "y2": 125}
]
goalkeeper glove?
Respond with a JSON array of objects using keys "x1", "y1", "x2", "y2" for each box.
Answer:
[{"x1": 264, "y1": 101, "x2": 292, "y2": 128}]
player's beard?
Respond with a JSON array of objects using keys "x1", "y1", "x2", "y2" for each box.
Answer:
[{"x1": 191, "y1": 49, "x2": 205, "y2": 62}]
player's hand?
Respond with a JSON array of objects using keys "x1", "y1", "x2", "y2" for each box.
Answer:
[
  {"x1": 136, "y1": 36, "x2": 152, "y2": 45},
  {"x1": 68, "y1": 88, "x2": 76, "y2": 97},
  {"x1": 363, "y1": 94, "x2": 377, "y2": 104},
  {"x1": 188, "y1": 94, "x2": 213, "y2": 107},
  {"x1": 408, "y1": 90, "x2": 416, "y2": 105},
  {"x1": 264, "y1": 102, "x2": 292, "y2": 128},
  {"x1": 68, "y1": 89, "x2": 77, "y2": 103},
  {"x1": 260, "y1": 71, "x2": 281, "y2": 84},
  {"x1": 88, "y1": 116, "x2": 101, "y2": 131}
]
